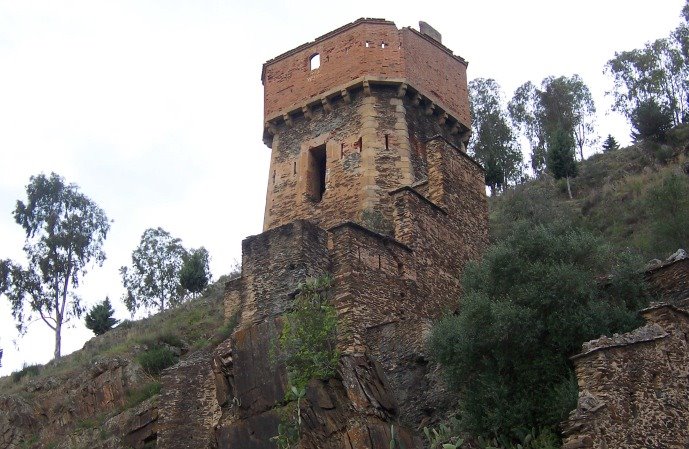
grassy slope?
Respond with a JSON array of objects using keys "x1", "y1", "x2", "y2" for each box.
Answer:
[
  {"x1": 491, "y1": 124, "x2": 689, "y2": 260},
  {"x1": 0, "y1": 273, "x2": 237, "y2": 399}
]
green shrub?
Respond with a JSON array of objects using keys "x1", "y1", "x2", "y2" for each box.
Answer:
[
  {"x1": 631, "y1": 99, "x2": 673, "y2": 143},
  {"x1": 11, "y1": 364, "x2": 41, "y2": 383},
  {"x1": 125, "y1": 382, "x2": 161, "y2": 408},
  {"x1": 645, "y1": 172, "x2": 689, "y2": 255},
  {"x1": 277, "y1": 276, "x2": 339, "y2": 392},
  {"x1": 428, "y1": 221, "x2": 648, "y2": 441},
  {"x1": 137, "y1": 347, "x2": 178, "y2": 376}
]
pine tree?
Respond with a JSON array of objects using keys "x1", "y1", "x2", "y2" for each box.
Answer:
[
  {"x1": 180, "y1": 247, "x2": 211, "y2": 297},
  {"x1": 602, "y1": 134, "x2": 620, "y2": 152},
  {"x1": 547, "y1": 128, "x2": 578, "y2": 199},
  {"x1": 85, "y1": 297, "x2": 119, "y2": 336}
]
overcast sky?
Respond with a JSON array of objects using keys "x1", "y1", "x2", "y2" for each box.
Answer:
[{"x1": 0, "y1": 0, "x2": 685, "y2": 375}]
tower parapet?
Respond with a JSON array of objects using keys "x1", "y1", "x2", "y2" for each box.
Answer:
[{"x1": 262, "y1": 18, "x2": 470, "y2": 139}]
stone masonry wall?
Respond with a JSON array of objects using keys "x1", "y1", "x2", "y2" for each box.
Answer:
[
  {"x1": 646, "y1": 257, "x2": 689, "y2": 302},
  {"x1": 563, "y1": 304, "x2": 689, "y2": 448}
]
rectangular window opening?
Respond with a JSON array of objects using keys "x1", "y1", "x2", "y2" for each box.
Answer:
[
  {"x1": 307, "y1": 145, "x2": 327, "y2": 202},
  {"x1": 385, "y1": 134, "x2": 389, "y2": 149}
]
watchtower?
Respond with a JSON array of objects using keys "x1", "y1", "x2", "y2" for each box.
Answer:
[
  {"x1": 157, "y1": 19, "x2": 488, "y2": 449},
  {"x1": 261, "y1": 18, "x2": 473, "y2": 232}
]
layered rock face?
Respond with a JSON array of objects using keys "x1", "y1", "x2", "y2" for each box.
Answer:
[
  {"x1": 154, "y1": 19, "x2": 488, "y2": 448},
  {"x1": 0, "y1": 357, "x2": 159, "y2": 449}
]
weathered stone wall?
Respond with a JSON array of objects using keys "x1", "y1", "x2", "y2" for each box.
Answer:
[
  {"x1": 646, "y1": 256, "x2": 689, "y2": 302},
  {"x1": 239, "y1": 220, "x2": 330, "y2": 325},
  {"x1": 261, "y1": 18, "x2": 469, "y2": 128},
  {"x1": 564, "y1": 304, "x2": 689, "y2": 448}
]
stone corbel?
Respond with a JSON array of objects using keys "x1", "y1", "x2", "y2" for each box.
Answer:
[
  {"x1": 265, "y1": 121, "x2": 278, "y2": 136},
  {"x1": 282, "y1": 113, "x2": 293, "y2": 127},
  {"x1": 397, "y1": 83, "x2": 407, "y2": 98},
  {"x1": 341, "y1": 89, "x2": 351, "y2": 104},
  {"x1": 459, "y1": 130, "x2": 471, "y2": 148},
  {"x1": 411, "y1": 93, "x2": 422, "y2": 107},
  {"x1": 425, "y1": 102, "x2": 436, "y2": 116},
  {"x1": 321, "y1": 97, "x2": 333, "y2": 113},
  {"x1": 438, "y1": 112, "x2": 448, "y2": 126},
  {"x1": 302, "y1": 105, "x2": 312, "y2": 120},
  {"x1": 363, "y1": 80, "x2": 371, "y2": 96},
  {"x1": 449, "y1": 123, "x2": 459, "y2": 135}
]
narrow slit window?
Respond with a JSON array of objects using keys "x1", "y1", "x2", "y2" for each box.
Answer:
[
  {"x1": 381, "y1": 42, "x2": 388, "y2": 48},
  {"x1": 307, "y1": 145, "x2": 327, "y2": 202},
  {"x1": 309, "y1": 53, "x2": 320, "y2": 70},
  {"x1": 385, "y1": 134, "x2": 389, "y2": 149},
  {"x1": 358, "y1": 137, "x2": 363, "y2": 152},
  {"x1": 365, "y1": 41, "x2": 373, "y2": 48},
  {"x1": 293, "y1": 161, "x2": 296, "y2": 175},
  {"x1": 340, "y1": 142, "x2": 344, "y2": 158}
]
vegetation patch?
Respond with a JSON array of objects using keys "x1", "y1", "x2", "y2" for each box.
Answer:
[
  {"x1": 137, "y1": 346, "x2": 178, "y2": 376},
  {"x1": 11, "y1": 364, "x2": 41, "y2": 383},
  {"x1": 124, "y1": 382, "x2": 161, "y2": 409},
  {"x1": 271, "y1": 275, "x2": 339, "y2": 448},
  {"x1": 429, "y1": 220, "x2": 650, "y2": 443}
]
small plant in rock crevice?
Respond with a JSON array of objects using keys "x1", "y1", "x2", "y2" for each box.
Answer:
[{"x1": 271, "y1": 275, "x2": 339, "y2": 448}]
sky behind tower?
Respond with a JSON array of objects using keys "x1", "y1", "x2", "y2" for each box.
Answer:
[{"x1": 0, "y1": 0, "x2": 685, "y2": 374}]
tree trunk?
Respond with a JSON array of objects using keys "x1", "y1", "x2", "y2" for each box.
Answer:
[
  {"x1": 54, "y1": 315, "x2": 62, "y2": 359},
  {"x1": 566, "y1": 176, "x2": 573, "y2": 199}
]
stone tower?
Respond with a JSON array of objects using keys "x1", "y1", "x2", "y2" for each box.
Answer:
[{"x1": 157, "y1": 19, "x2": 488, "y2": 449}]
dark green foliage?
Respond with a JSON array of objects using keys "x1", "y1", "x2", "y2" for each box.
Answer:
[
  {"x1": 469, "y1": 78, "x2": 524, "y2": 193},
  {"x1": 137, "y1": 346, "x2": 178, "y2": 376},
  {"x1": 602, "y1": 134, "x2": 620, "y2": 152},
  {"x1": 121, "y1": 227, "x2": 188, "y2": 314},
  {"x1": 631, "y1": 99, "x2": 674, "y2": 142},
  {"x1": 180, "y1": 247, "x2": 211, "y2": 297},
  {"x1": 1, "y1": 172, "x2": 110, "y2": 359},
  {"x1": 509, "y1": 76, "x2": 596, "y2": 172},
  {"x1": 606, "y1": 36, "x2": 687, "y2": 126},
  {"x1": 428, "y1": 221, "x2": 648, "y2": 439},
  {"x1": 277, "y1": 276, "x2": 338, "y2": 392},
  {"x1": 547, "y1": 129, "x2": 578, "y2": 180},
  {"x1": 11, "y1": 364, "x2": 41, "y2": 383},
  {"x1": 645, "y1": 172, "x2": 689, "y2": 253},
  {"x1": 84, "y1": 297, "x2": 119, "y2": 336},
  {"x1": 547, "y1": 128, "x2": 578, "y2": 198},
  {"x1": 124, "y1": 382, "x2": 161, "y2": 408}
]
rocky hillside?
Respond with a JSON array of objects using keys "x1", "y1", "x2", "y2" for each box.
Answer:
[{"x1": 0, "y1": 276, "x2": 237, "y2": 449}]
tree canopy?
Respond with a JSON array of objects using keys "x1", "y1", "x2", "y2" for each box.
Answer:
[
  {"x1": 469, "y1": 78, "x2": 524, "y2": 193},
  {"x1": 509, "y1": 75, "x2": 596, "y2": 173},
  {"x1": 602, "y1": 134, "x2": 620, "y2": 152},
  {"x1": 121, "y1": 227, "x2": 188, "y2": 314},
  {"x1": 180, "y1": 247, "x2": 212, "y2": 297},
  {"x1": 0, "y1": 173, "x2": 110, "y2": 359},
  {"x1": 429, "y1": 221, "x2": 648, "y2": 441},
  {"x1": 85, "y1": 297, "x2": 119, "y2": 335}
]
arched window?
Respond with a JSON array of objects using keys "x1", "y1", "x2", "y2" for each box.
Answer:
[{"x1": 309, "y1": 53, "x2": 320, "y2": 70}]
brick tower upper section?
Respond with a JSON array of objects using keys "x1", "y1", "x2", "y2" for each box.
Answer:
[
  {"x1": 262, "y1": 18, "x2": 470, "y2": 129},
  {"x1": 261, "y1": 18, "x2": 479, "y2": 233}
]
